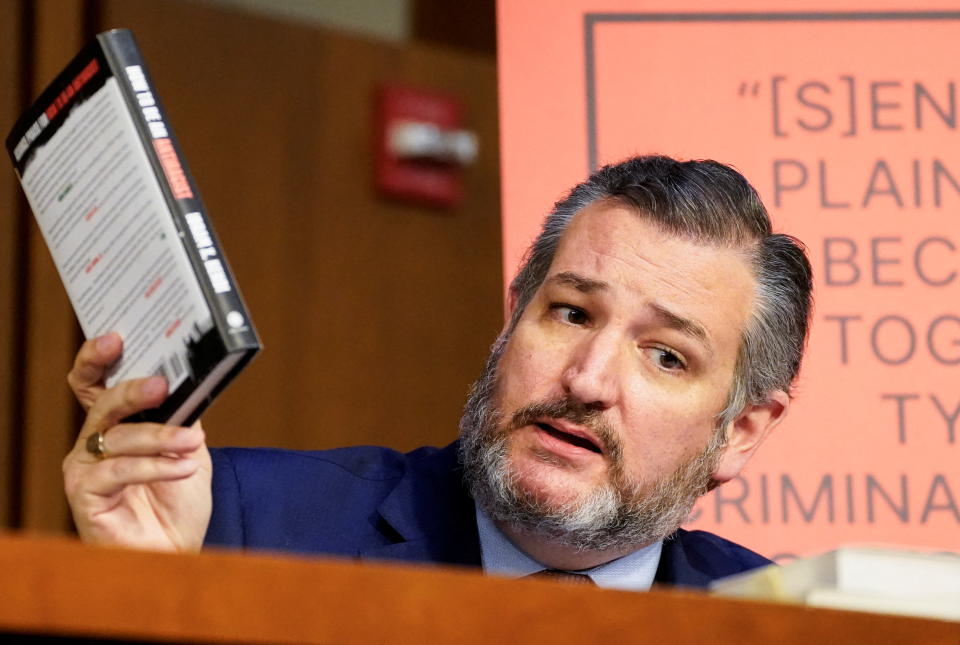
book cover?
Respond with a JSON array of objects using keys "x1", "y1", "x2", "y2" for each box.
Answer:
[{"x1": 5, "y1": 29, "x2": 260, "y2": 426}]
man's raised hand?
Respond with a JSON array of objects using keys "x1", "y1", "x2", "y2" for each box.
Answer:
[{"x1": 62, "y1": 334, "x2": 212, "y2": 551}]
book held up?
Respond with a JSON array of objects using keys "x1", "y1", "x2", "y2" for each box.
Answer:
[{"x1": 5, "y1": 29, "x2": 260, "y2": 426}]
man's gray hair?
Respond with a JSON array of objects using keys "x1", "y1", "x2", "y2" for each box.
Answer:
[{"x1": 508, "y1": 155, "x2": 813, "y2": 428}]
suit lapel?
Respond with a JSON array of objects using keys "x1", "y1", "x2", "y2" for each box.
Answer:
[
  {"x1": 359, "y1": 442, "x2": 482, "y2": 568},
  {"x1": 654, "y1": 529, "x2": 715, "y2": 588}
]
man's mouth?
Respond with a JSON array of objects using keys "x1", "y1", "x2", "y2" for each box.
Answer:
[{"x1": 533, "y1": 422, "x2": 603, "y2": 454}]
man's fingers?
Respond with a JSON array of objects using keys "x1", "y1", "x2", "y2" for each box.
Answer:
[
  {"x1": 92, "y1": 424, "x2": 205, "y2": 458},
  {"x1": 68, "y1": 333, "x2": 123, "y2": 409},
  {"x1": 80, "y1": 376, "x2": 168, "y2": 439},
  {"x1": 69, "y1": 333, "x2": 122, "y2": 389},
  {"x1": 82, "y1": 456, "x2": 199, "y2": 496}
]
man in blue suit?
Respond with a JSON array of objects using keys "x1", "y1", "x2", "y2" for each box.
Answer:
[{"x1": 62, "y1": 156, "x2": 812, "y2": 590}]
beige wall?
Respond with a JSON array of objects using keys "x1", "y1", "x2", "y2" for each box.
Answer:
[{"x1": 198, "y1": 0, "x2": 411, "y2": 42}]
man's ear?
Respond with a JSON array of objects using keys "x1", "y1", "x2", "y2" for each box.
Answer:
[
  {"x1": 502, "y1": 287, "x2": 520, "y2": 332},
  {"x1": 713, "y1": 390, "x2": 790, "y2": 483}
]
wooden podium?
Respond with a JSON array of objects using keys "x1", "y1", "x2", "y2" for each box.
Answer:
[{"x1": 0, "y1": 532, "x2": 956, "y2": 643}]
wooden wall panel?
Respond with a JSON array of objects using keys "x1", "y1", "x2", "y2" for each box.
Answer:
[
  {"x1": 413, "y1": 0, "x2": 497, "y2": 54},
  {"x1": 0, "y1": 0, "x2": 26, "y2": 528},
  {"x1": 19, "y1": 0, "x2": 87, "y2": 531},
  {"x1": 5, "y1": 0, "x2": 500, "y2": 532},
  {"x1": 96, "y1": 0, "x2": 502, "y2": 452}
]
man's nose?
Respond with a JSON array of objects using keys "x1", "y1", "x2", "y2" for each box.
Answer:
[{"x1": 560, "y1": 330, "x2": 621, "y2": 410}]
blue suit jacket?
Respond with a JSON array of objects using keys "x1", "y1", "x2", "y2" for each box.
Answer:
[{"x1": 205, "y1": 442, "x2": 771, "y2": 588}]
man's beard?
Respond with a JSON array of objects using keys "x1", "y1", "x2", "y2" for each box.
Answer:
[{"x1": 458, "y1": 333, "x2": 726, "y2": 553}]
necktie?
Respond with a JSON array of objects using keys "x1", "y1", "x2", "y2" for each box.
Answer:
[{"x1": 529, "y1": 569, "x2": 596, "y2": 585}]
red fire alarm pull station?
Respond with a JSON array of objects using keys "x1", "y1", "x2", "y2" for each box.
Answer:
[{"x1": 375, "y1": 84, "x2": 478, "y2": 208}]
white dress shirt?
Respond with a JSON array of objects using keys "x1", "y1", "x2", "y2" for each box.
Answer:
[{"x1": 475, "y1": 507, "x2": 663, "y2": 591}]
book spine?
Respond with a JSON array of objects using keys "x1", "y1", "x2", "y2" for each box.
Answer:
[{"x1": 95, "y1": 29, "x2": 260, "y2": 356}]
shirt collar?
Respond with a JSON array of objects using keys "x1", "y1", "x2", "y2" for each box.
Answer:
[{"x1": 475, "y1": 506, "x2": 662, "y2": 591}]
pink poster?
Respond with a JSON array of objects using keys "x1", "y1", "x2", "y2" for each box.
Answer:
[{"x1": 499, "y1": 0, "x2": 960, "y2": 559}]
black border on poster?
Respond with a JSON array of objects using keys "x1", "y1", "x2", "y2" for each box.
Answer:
[{"x1": 584, "y1": 11, "x2": 960, "y2": 173}]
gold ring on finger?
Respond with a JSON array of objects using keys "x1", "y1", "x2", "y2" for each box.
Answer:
[{"x1": 85, "y1": 431, "x2": 109, "y2": 459}]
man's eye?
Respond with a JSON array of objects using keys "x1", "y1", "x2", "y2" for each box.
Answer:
[
  {"x1": 552, "y1": 304, "x2": 588, "y2": 325},
  {"x1": 648, "y1": 347, "x2": 686, "y2": 371}
]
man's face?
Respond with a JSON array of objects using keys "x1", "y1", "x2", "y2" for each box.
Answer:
[{"x1": 461, "y1": 201, "x2": 757, "y2": 550}]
